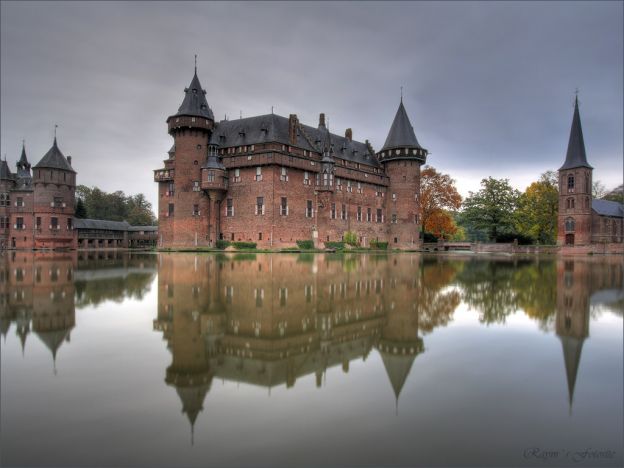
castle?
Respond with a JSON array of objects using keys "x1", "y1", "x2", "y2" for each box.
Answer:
[{"x1": 154, "y1": 67, "x2": 427, "y2": 249}]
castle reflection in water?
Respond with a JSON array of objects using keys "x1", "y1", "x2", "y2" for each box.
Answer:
[{"x1": 1, "y1": 251, "x2": 622, "y2": 436}]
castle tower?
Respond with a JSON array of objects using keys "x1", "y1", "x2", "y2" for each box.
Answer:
[
  {"x1": 377, "y1": 99, "x2": 427, "y2": 249},
  {"x1": 32, "y1": 137, "x2": 77, "y2": 249},
  {"x1": 157, "y1": 65, "x2": 215, "y2": 248},
  {"x1": 0, "y1": 155, "x2": 16, "y2": 250},
  {"x1": 557, "y1": 96, "x2": 593, "y2": 246}
]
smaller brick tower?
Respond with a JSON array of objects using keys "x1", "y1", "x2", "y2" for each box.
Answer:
[
  {"x1": 158, "y1": 63, "x2": 215, "y2": 248},
  {"x1": 557, "y1": 96, "x2": 593, "y2": 246},
  {"x1": 9, "y1": 143, "x2": 35, "y2": 249},
  {"x1": 32, "y1": 137, "x2": 77, "y2": 249},
  {"x1": 377, "y1": 98, "x2": 427, "y2": 249}
]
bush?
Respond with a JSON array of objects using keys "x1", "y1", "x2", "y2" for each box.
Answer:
[
  {"x1": 296, "y1": 240, "x2": 315, "y2": 250},
  {"x1": 343, "y1": 231, "x2": 359, "y2": 247},
  {"x1": 495, "y1": 233, "x2": 533, "y2": 245},
  {"x1": 370, "y1": 240, "x2": 388, "y2": 250},
  {"x1": 216, "y1": 240, "x2": 230, "y2": 250},
  {"x1": 423, "y1": 232, "x2": 438, "y2": 243},
  {"x1": 232, "y1": 241, "x2": 257, "y2": 250},
  {"x1": 325, "y1": 241, "x2": 345, "y2": 250}
]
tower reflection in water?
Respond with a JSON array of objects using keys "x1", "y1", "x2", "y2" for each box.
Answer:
[
  {"x1": 152, "y1": 253, "x2": 462, "y2": 436},
  {"x1": 0, "y1": 251, "x2": 157, "y2": 371}
]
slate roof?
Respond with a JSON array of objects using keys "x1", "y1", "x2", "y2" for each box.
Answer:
[
  {"x1": 592, "y1": 199, "x2": 624, "y2": 218},
  {"x1": 0, "y1": 159, "x2": 15, "y2": 180},
  {"x1": 209, "y1": 113, "x2": 380, "y2": 167},
  {"x1": 560, "y1": 97, "x2": 592, "y2": 170},
  {"x1": 381, "y1": 101, "x2": 424, "y2": 151},
  {"x1": 127, "y1": 225, "x2": 158, "y2": 232},
  {"x1": 171, "y1": 72, "x2": 214, "y2": 121},
  {"x1": 73, "y1": 218, "x2": 131, "y2": 231},
  {"x1": 34, "y1": 138, "x2": 76, "y2": 172}
]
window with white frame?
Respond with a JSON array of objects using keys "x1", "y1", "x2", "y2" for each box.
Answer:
[
  {"x1": 280, "y1": 197, "x2": 289, "y2": 216},
  {"x1": 391, "y1": 213, "x2": 397, "y2": 224},
  {"x1": 233, "y1": 168, "x2": 241, "y2": 182},
  {"x1": 357, "y1": 206, "x2": 362, "y2": 221},
  {"x1": 367, "y1": 207, "x2": 372, "y2": 222},
  {"x1": 306, "y1": 200, "x2": 313, "y2": 218},
  {"x1": 226, "y1": 198, "x2": 234, "y2": 217},
  {"x1": 357, "y1": 182, "x2": 362, "y2": 194},
  {"x1": 341, "y1": 204, "x2": 347, "y2": 220},
  {"x1": 255, "y1": 166, "x2": 262, "y2": 181},
  {"x1": 347, "y1": 180, "x2": 352, "y2": 192},
  {"x1": 303, "y1": 171, "x2": 310, "y2": 185},
  {"x1": 336, "y1": 177, "x2": 342, "y2": 190},
  {"x1": 256, "y1": 197, "x2": 265, "y2": 215},
  {"x1": 280, "y1": 167, "x2": 288, "y2": 181},
  {"x1": 376, "y1": 209, "x2": 383, "y2": 223}
]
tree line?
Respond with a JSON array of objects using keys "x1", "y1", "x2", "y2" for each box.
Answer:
[
  {"x1": 420, "y1": 166, "x2": 622, "y2": 245},
  {"x1": 75, "y1": 185, "x2": 157, "y2": 226}
]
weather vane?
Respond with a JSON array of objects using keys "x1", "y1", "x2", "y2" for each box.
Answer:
[
  {"x1": 400, "y1": 86, "x2": 403, "y2": 102},
  {"x1": 194, "y1": 54, "x2": 197, "y2": 73},
  {"x1": 54, "y1": 124, "x2": 58, "y2": 139}
]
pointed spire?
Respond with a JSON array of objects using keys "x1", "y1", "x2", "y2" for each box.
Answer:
[
  {"x1": 380, "y1": 100, "x2": 424, "y2": 152},
  {"x1": 559, "y1": 93, "x2": 593, "y2": 170},
  {"x1": 559, "y1": 335, "x2": 585, "y2": 412},
  {"x1": 170, "y1": 62, "x2": 214, "y2": 121}
]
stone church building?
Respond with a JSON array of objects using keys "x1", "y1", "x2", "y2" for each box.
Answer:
[
  {"x1": 557, "y1": 96, "x2": 623, "y2": 248},
  {"x1": 154, "y1": 68, "x2": 428, "y2": 249}
]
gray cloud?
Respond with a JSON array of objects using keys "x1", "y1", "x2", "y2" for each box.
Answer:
[{"x1": 1, "y1": 1, "x2": 622, "y2": 212}]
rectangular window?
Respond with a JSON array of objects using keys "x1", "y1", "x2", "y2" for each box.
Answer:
[
  {"x1": 336, "y1": 177, "x2": 342, "y2": 191},
  {"x1": 258, "y1": 232, "x2": 263, "y2": 240},
  {"x1": 51, "y1": 217, "x2": 58, "y2": 230},
  {"x1": 255, "y1": 166, "x2": 262, "y2": 181},
  {"x1": 414, "y1": 214, "x2": 419, "y2": 224},
  {"x1": 357, "y1": 182, "x2": 362, "y2": 194},
  {"x1": 36, "y1": 217, "x2": 42, "y2": 230},
  {"x1": 167, "y1": 182, "x2": 175, "y2": 196},
  {"x1": 303, "y1": 171, "x2": 310, "y2": 185},
  {"x1": 280, "y1": 167, "x2": 288, "y2": 181},
  {"x1": 341, "y1": 204, "x2": 347, "y2": 220},
  {"x1": 207, "y1": 171, "x2": 215, "y2": 182},
  {"x1": 256, "y1": 197, "x2": 265, "y2": 215},
  {"x1": 193, "y1": 180, "x2": 200, "y2": 191},
  {"x1": 168, "y1": 203, "x2": 174, "y2": 217},
  {"x1": 0, "y1": 193, "x2": 9, "y2": 207},
  {"x1": 347, "y1": 181, "x2": 352, "y2": 193},
  {"x1": 0, "y1": 216, "x2": 7, "y2": 229},
  {"x1": 280, "y1": 197, "x2": 288, "y2": 216},
  {"x1": 306, "y1": 200, "x2": 313, "y2": 218},
  {"x1": 367, "y1": 208, "x2": 372, "y2": 222},
  {"x1": 54, "y1": 197, "x2": 63, "y2": 207},
  {"x1": 16, "y1": 217, "x2": 24, "y2": 229},
  {"x1": 16, "y1": 197, "x2": 24, "y2": 207},
  {"x1": 331, "y1": 203, "x2": 336, "y2": 220},
  {"x1": 234, "y1": 168, "x2": 241, "y2": 182},
  {"x1": 357, "y1": 206, "x2": 362, "y2": 221},
  {"x1": 193, "y1": 204, "x2": 200, "y2": 216},
  {"x1": 67, "y1": 218, "x2": 73, "y2": 230},
  {"x1": 226, "y1": 198, "x2": 234, "y2": 217},
  {"x1": 391, "y1": 213, "x2": 397, "y2": 224},
  {"x1": 392, "y1": 193, "x2": 397, "y2": 201},
  {"x1": 376, "y1": 209, "x2": 383, "y2": 223}
]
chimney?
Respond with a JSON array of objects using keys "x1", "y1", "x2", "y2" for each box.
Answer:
[
  {"x1": 67, "y1": 156, "x2": 72, "y2": 166},
  {"x1": 288, "y1": 114, "x2": 298, "y2": 145},
  {"x1": 319, "y1": 113, "x2": 325, "y2": 127},
  {"x1": 345, "y1": 128, "x2": 352, "y2": 141}
]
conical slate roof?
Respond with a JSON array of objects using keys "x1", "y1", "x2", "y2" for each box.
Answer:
[
  {"x1": 560, "y1": 97, "x2": 592, "y2": 170},
  {"x1": 559, "y1": 335, "x2": 584, "y2": 410},
  {"x1": 34, "y1": 138, "x2": 76, "y2": 172},
  {"x1": 381, "y1": 100, "x2": 423, "y2": 151},
  {"x1": 0, "y1": 158, "x2": 14, "y2": 180},
  {"x1": 172, "y1": 72, "x2": 214, "y2": 121},
  {"x1": 379, "y1": 350, "x2": 417, "y2": 400}
]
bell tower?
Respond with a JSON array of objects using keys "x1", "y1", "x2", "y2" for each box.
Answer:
[
  {"x1": 558, "y1": 95, "x2": 593, "y2": 247},
  {"x1": 156, "y1": 60, "x2": 215, "y2": 248},
  {"x1": 377, "y1": 97, "x2": 427, "y2": 249}
]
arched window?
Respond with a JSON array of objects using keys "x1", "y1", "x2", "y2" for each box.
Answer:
[
  {"x1": 567, "y1": 174, "x2": 575, "y2": 191},
  {"x1": 565, "y1": 217, "x2": 575, "y2": 232},
  {"x1": 566, "y1": 198, "x2": 575, "y2": 209}
]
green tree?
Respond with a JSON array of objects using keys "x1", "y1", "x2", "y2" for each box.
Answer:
[
  {"x1": 514, "y1": 171, "x2": 559, "y2": 244},
  {"x1": 461, "y1": 177, "x2": 520, "y2": 241},
  {"x1": 75, "y1": 198, "x2": 88, "y2": 218},
  {"x1": 76, "y1": 184, "x2": 156, "y2": 225}
]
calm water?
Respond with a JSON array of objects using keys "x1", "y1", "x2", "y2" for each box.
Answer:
[{"x1": 1, "y1": 251, "x2": 622, "y2": 467}]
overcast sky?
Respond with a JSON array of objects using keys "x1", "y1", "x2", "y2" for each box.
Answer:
[{"x1": 1, "y1": 1, "x2": 622, "y2": 212}]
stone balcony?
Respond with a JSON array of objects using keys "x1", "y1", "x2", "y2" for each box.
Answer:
[{"x1": 154, "y1": 169, "x2": 175, "y2": 182}]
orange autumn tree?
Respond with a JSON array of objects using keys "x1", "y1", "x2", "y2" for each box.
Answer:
[
  {"x1": 425, "y1": 209, "x2": 458, "y2": 240},
  {"x1": 420, "y1": 166, "x2": 462, "y2": 238}
]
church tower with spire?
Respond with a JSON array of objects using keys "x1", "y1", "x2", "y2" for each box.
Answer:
[
  {"x1": 377, "y1": 98, "x2": 427, "y2": 249},
  {"x1": 558, "y1": 96, "x2": 593, "y2": 246},
  {"x1": 156, "y1": 61, "x2": 217, "y2": 248}
]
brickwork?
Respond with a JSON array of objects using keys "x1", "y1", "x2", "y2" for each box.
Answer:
[{"x1": 557, "y1": 167, "x2": 593, "y2": 246}]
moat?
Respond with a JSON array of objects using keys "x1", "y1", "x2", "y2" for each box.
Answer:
[{"x1": 1, "y1": 251, "x2": 622, "y2": 467}]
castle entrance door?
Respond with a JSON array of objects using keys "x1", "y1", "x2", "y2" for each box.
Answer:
[{"x1": 565, "y1": 234, "x2": 575, "y2": 245}]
